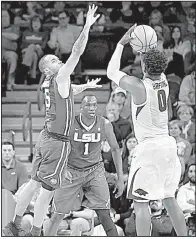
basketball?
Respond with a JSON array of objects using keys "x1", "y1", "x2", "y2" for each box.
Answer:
[{"x1": 129, "y1": 25, "x2": 157, "y2": 53}]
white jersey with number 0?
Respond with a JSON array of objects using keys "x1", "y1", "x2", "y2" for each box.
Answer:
[{"x1": 132, "y1": 73, "x2": 169, "y2": 143}]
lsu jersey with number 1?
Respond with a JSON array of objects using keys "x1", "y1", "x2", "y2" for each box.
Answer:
[
  {"x1": 68, "y1": 114, "x2": 106, "y2": 169},
  {"x1": 132, "y1": 73, "x2": 169, "y2": 143}
]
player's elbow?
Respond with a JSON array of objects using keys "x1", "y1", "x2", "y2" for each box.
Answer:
[{"x1": 106, "y1": 63, "x2": 114, "y2": 80}]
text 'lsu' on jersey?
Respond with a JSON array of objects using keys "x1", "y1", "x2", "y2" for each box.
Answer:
[
  {"x1": 68, "y1": 114, "x2": 106, "y2": 169},
  {"x1": 132, "y1": 73, "x2": 169, "y2": 142}
]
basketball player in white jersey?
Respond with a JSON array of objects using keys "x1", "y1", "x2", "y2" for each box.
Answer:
[{"x1": 107, "y1": 24, "x2": 187, "y2": 236}]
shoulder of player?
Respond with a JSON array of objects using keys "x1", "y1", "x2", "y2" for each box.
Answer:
[{"x1": 102, "y1": 117, "x2": 112, "y2": 128}]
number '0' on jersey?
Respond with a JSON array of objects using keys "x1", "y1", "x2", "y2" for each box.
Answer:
[{"x1": 132, "y1": 73, "x2": 169, "y2": 143}]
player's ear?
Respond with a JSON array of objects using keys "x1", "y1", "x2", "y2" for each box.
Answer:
[{"x1": 44, "y1": 68, "x2": 50, "y2": 75}]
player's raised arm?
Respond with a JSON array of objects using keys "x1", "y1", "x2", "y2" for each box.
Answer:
[
  {"x1": 72, "y1": 78, "x2": 102, "y2": 95},
  {"x1": 57, "y1": 4, "x2": 100, "y2": 82},
  {"x1": 104, "y1": 118, "x2": 124, "y2": 198},
  {"x1": 107, "y1": 24, "x2": 146, "y2": 104}
]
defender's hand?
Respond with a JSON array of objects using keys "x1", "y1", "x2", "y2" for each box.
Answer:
[
  {"x1": 119, "y1": 23, "x2": 137, "y2": 46},
  {"x1": 86, "y1": 78, "x2": 102, "y2": 88},
  {"x1": 86, "y1": 4, "x2": 100, "y2": 27},
  {"x1": 113, "y1": 177, "x2": 124, "y2": 198}
]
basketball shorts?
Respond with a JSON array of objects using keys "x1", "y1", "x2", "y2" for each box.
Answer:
[
  {"x1": 127, "y1": 136, "x2": 181, "y2": 201},
  {"x1": 53, "y1": 162, "x2": 110, "y2": 214},
  {"x1": 31, "y1": 129, "x2": 71, "y2": 190}
]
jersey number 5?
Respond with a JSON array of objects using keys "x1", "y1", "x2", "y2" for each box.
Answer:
[
  {"x1": 157, "y1": 90, "x2": 167, "y2": 112},
  {"x1": 84, "y1": 143, "x2": 89, "y2": 155},
  {"x1": 44, "y1": 89, "x2": 51, "y2": 110}
]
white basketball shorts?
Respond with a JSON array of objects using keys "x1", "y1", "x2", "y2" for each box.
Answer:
[{"x1": 127, "y1": 135, "x2": 181, "y2": 201}]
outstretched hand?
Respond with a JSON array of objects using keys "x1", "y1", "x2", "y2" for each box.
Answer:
[
  {"x1": 86, "y1": 78, "x2": 102, "y2": 88},
  {"x1": 119, "y1": 23, "x2": 137, "y2": 46},
  {"x1": 86, "y1": 4, "x2": 100, "y2": 27}
]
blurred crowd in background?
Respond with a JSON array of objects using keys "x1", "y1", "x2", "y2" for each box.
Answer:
[{"x1": 2, "y1": 1, "x2": 195, "y2": 237}]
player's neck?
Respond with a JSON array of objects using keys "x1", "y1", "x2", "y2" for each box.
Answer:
[
  {"x1": 145, "y1": 73, "x2": 161, "y2": 81},
  {"x1": 80, "y1": 114, "x2": 96, "y2": 127}
]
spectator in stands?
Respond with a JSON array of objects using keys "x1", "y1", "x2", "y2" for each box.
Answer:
[
  {"x1": 153, "y1": 24, "x2": 165, "y2": 52},
  {"x1": 164, "y1": 43, "x2": 184, "y2": 107},
  {"x1": 105, "y1": 101, "x2": 132, "y2": 149},
  {"x1": 168, "y1": 120, "x2": 192, "y2": 180},
  {"x1": 93, "y1": 208, "x2": 124, "y2": 236},
  {"x1": 125, "y1": 200, "x2": 174, "y2": 236},
  {"x1": 147, "y1": 1, "x2": 167, "y2": 15},
  {"x1": 2, "y1": 9, "x2": 20, "y2": 90},
  {"x1": 19, "y1": 15, "x2": 49, "y2": 84},
  {"x1": 150, "y1": 200, "x2": 174, "y2": 236},
  {"x1": 2, "y1": 142, "x2": 29, "y2": 195},
  {"x1": 177, "y1": 105, "x2": 195, "y2": 153},
  {"x1": 179, "y1": 69, "x2": 195, "y2": 110},
  {"x1": 102, "y1": 102, "x2": 132, "y2": 174},
  {"x1": 169, "y1": 26, "x2": 192, "y2": 60},
  {"x1": 184, "y1": 41, "x2": 196, "y2": 75},
  {"x1": 163, "y1": 2, "x2": 183, "y2": 23},
  {"x1": 108, "y1": 87, "x2": 132, "y2": 120},
  {"x1": 14, "y1": 1, "x2": 44, "y2": 26},
  {"x1": 122, "y1": 133, "x2": 138, "y2": 173},
  {"x1": 177, "y1": 163, "x2": 195, "y2": 222},
  {"x1": 149, "y1": 9, "x2": 171, "y2": 43},
  {"x1": 47, "y1": 10, "x2": 82, "y2": 83}
]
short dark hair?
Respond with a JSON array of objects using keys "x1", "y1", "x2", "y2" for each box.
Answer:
[
  {"x1": 2, "y1": 141, "x2": 15, "y2": 150},
  {"x1": 143, "y1": 49, "x2": 168, "y2": 76},
  {"x1": 81, "y1": 94, "x2": 97, "y2": 103},
  {"x1": 58, "y1": 10, "x2": 70, "y2": 18}
]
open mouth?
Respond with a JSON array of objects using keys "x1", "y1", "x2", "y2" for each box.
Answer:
[{"x1": 89, "y1": 112, "x2": 95, "y2": 116}]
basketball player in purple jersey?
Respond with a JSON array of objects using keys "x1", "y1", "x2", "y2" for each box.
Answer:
[
  {"x1": 107, "y1": 24, "x2": 187, "y2": 236},
  {"x1": 3, "y1": 5, "x2": 101, "y2": 237},
  {"x1": 44, "y1": 95, "x2": 124, "y2": 236}
]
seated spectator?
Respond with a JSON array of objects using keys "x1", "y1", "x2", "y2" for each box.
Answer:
[
  {"x1": 169, "y1": 120, "x2": 192, "y2": 169},
  {"x1": 163, "y1": 2, "x2": 183, "y2": 23},
  {"x1": 19, "y1": 15, "x2": 49, "y2": 84},
  {"x1": 109, "y1": 1, "x2": 137, "y2": 26},
  {"x1": 169, "y1": 26, "x2": 192, "y2": 60},
  {"x1": 47, "y1": 11, "x2": 82, "y2": 83},
  {"x1": 93, "y1": 208, "x2": 124, "y2": 236},
  {"x1": 184, "y1": 41, "x2": 196, "y2": 75},
  {"x1": 108, "y1": 87, "x2": 132, "y2": 121},
  {"x1": 179, "y1": 69, "x2": 195, "y2": 110},
  {"x1": 177, "y1": 162, "x2": 195, "y2": 232},
  {"x1": 122, "y1": 133, "x2": 138, "y2": 174},
  {"x1": 125, "y1": 200, "x2": 174, "y2": 236},
  {"x1": 149, "y1": 9, "x2": 171, "y2": 43},
  {"x1": 2, "y1": 141, "x2": 29, "y2": 195},
  {"x1": 153, "y1": 24, "x2": 165, "y2": 52},
  {"x1": 150, "y1": 200, "x2": 174, "y2": 236},
  {"x1": 146, "y1": 1, "x2": 167, "y2": 15},
  {"x1": 2, "y1": 9, "x2": 20, "y2": 90},
  {"x1": 177, "y1": 105, "x2": 195, "y2": 152},
  {"x1": 14, "y1": 1, "x2": 44, "y2": 26},
  {"x1": 102, "y1": 102, "x2": 132, "y2": 173},
  {"x1": 105, "y1": 101, "x2": 132, "y2": 149},
  {"x1": 164, "y1": 43, "x2": 184, "y2": 79}
]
